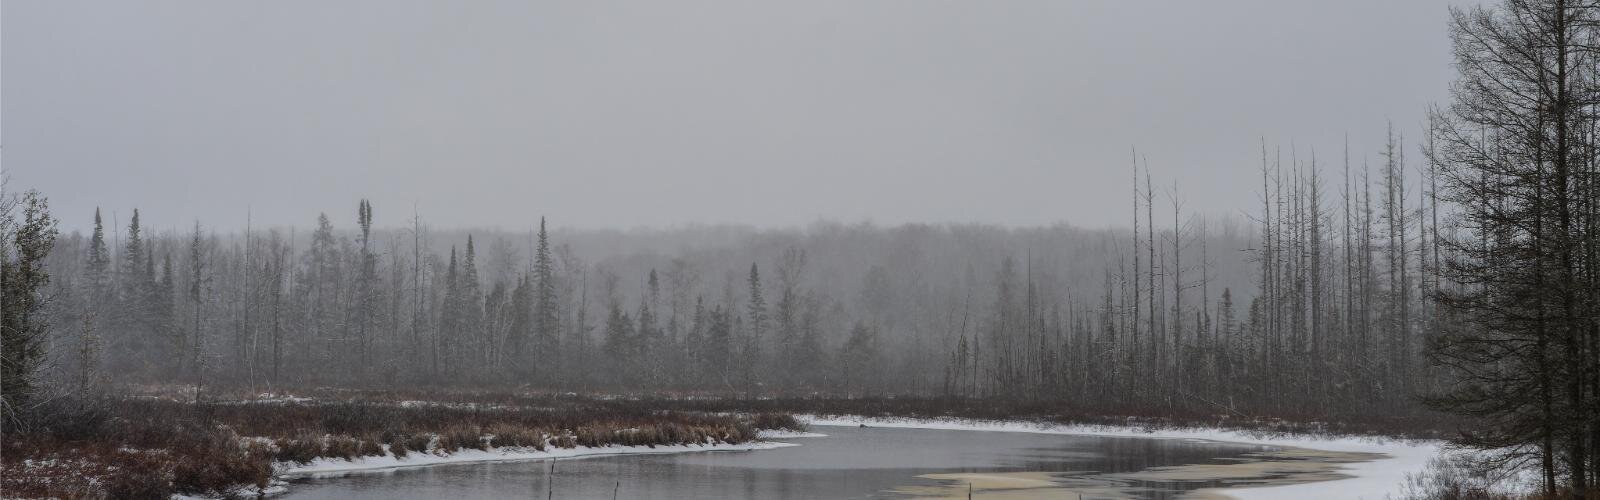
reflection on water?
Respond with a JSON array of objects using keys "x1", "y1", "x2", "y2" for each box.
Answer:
[{"x1": 282, "y1": 425, "x2": 1373, "y2": 499}]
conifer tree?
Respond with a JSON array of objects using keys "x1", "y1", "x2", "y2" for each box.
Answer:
[
  {"x1": 185, "y1": 222, "x2": 206, "y2": 382},
  {"x1": 744, "y1": 263, "x2": 767, "y2": 390},
  {"x1": 603, "y1": 301, "x2": 635, "y2": 385},
  {"x1": 840, "y1": 321, "x2": 880, "y2": 394},
  {"x1": 85, "y1": 208, "x2": 110, "y2": 294},
  {"x1": 463, "y1": 235, "x2": 484, "y2": 370},
  {"x1": 158, "y1": 251, "x2": 178, "y2": 374},
  {"x1": 439, "y1": 246, "x2": 459, "y2": 377},
  {"x1": 1, "y1": 191, "x2": 58, "y2": 417},
  {"x1": 533, "y1": 218, "x2": 559, "y2": 373},
  {"x1": 705, "y1": 304, "x2": 732, "y2": 389},
  {"x1": 507, "y1": 272, "x2": 533, "y2": 375},
  {"x1": 305, "y1": 213, "x2": 339, "y2": 374},
  {"x1": 355, "y1": 200, "x2": 378, "y2": 370},
  {"x1": 119, "y1": 209, "x2": 152, "y2": 360}
]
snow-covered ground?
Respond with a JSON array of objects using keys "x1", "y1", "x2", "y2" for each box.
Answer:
[
  {"x1": 804, "y1": 415, "x2": 1442, "y2": 500},
  {"x1": 279, "y1": 440, "x2": 799, "y2": 478},
  {"x1": 755, "y1": 429, "x2": 829, "y2": 439}
]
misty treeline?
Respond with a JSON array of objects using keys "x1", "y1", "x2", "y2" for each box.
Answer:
[
  {"x1": 37, "y1": 127, "x2": 1443, "y2": 420},
  {"x1": 38, "y1": 205, "x2": 1262, "y2": 396}
]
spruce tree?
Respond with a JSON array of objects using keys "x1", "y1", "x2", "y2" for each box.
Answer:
[
  {"x1": 603, "y1": 302, "x2": 635, "y2": 386},
  {"x1": 533, "y1": 217, "x2": 559, "y2": 372},
  {"x1": 119, "y1": 209, "x2": 151, "y2": 361},
  {"x1": 157, "y1": 251, "x2": 178, "y2": 375},
  {"x1": 1, "y1": 191, "x2": 58, "y2": 416},
  {"x1": 685, "y1": 296, "x2": 707, "y2": 385},
  {"x1": 840, "y1": 321, "x2": 880, "y2": 394},
  {"x1": 462, "y1": 235, "x2": 484, "y2": 371},
  {"x1": 186, "y1": 223, "x2": 206, "y2": 381},
  {"x1": 744, "y1": 263, "x2": 767, "y2": 390},
  {"x1": 85, "y1": 208, "x2": 110, "y2": 293},
  {"x1": 355, "y1": 200, "x2": 378, "y2": 370},
  {"x1": 306, "y1": 213, "x2": 339, "y2": 374},
  {"x1": 705, "y1": 304, "x2": 732, "y2": 388},
  {"x1": 439, "y1": 246, "x2": 459, "y2": 378},
  {"x1": 82, "y1": 208, "x2": 113, "y2": 372},
  {"x1": 507, "y1": 272, "x2": 533, "y2": 374}
]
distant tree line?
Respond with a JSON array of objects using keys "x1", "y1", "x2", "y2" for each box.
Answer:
[
  {"x1": 32, "y1": 136, "x2": 1449, "y2": 417},
  {"x1": 37, "y1": 203, "x2": 909, "y2": 394}
]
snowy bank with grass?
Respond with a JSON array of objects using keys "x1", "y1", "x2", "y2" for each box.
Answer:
[
  {"x1": 804, "y1": 414, "x2": 1442, "y2": 500},
  {"x1": 279, "y1": 440, "x2": 798, "y2": 477}
]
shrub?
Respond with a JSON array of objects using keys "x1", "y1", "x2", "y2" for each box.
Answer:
[
  {"x1": 750, "y1": 413, "x2": 808, "y2": 432},
  {"x1": 441, "y1": 425, "x2": 485, "y2": 452},
  {"x1": 575, "y1": 426, "x2": 610, "y2": 448},
  {"x1": 274, "y1": 434, "x2": 325, "y2": 464},
  {"x1": 407, "y1": 434, "x2": 434, "y2": 454},
  {"x1": 550, "y1": 433, "x2": 577, "y2": 449},
  {"x1": 357, "y1": 435, "x2": 386, "y2": 458},
  {"x1": 324, "y1": 435, "x2": 362, "y2": 460},
  {"x1": 382, "y1": 431, "x2": 412, "y2": 458},
  {"x1": 487, "y1": 423, "x2": 545, "y2": 450},
  {"x1": 170, "y1": 440, "x2": 273, "y2": 495},
  {"x1": 103, "y1": 453, "x2": 176, "y2": 499}
]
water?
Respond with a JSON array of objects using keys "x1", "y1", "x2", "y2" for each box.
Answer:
[{"x1": 281, "y1": 425, "x2": 1305, "y2": 499}]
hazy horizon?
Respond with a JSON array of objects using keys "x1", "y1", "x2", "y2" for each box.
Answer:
[{"x1": 4, "y1": 1, "x2": 1464, "y2": 233}]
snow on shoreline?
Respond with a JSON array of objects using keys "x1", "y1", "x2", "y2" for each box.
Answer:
[
  {"x1": 803, "y1": 414, "x2": 1442, "y2": 500},
  {"x1": 279, "y1": 440, "x2": 798, "y2": 478},
  {"x1": 243, "y1": 415, "x2": 1439, "y2": 499},
  {"x1": 756, "y1": 429, "x2": 829, "y2": 439}
]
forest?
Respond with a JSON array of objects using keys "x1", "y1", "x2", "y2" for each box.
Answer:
[
  {"x1": 28, "y1": 136, "x2": 1437, "y2": 419},
  {"x1": 3, "y1": 0, "x2": 1599, "y2": 497}
]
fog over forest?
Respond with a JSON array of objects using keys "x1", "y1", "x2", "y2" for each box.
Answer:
[{"x1": 4, "y1": 0, "x2": 1461, "y2": 232}]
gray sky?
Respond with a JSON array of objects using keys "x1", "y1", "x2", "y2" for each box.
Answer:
[{"x1": 3, "y1": 1, "x2": 1463, "y2": 233}]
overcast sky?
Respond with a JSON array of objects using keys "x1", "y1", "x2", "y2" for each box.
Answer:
[{"x1": 3, "y1": 1, "x2": 1465, "y2": 234}]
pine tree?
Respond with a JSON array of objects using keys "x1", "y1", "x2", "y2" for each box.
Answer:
[
  {"x1": 122, "y1": 209, "x2": 145, "y2": 300},
  {"x1": 603, "y1": 301, "x2": 635, "y2": 386},
  {"x1": 1, "y1": 191, "x2": 58, "y2": 416},
  {"x1": 508, "y1": 272, "x2": 533, "y2": 375},
  {"x1": 306, "y1": 213, "x2": 339, "y2": 375},
  {"x1": 185, "y1": 222, "x2": 206, "y2": 383},
  {"x1": 355, "y1": 200, "x2": 378, "y2": 371},
  {"x1": 533, "y1": 218, "x2": 559, "y2": 376},
  {"x1": 744, "y1": 263, "x2": 767, "y2": 391},
  {"x1": 705, "y1": 304, "x2": 732, "y2": 389},
  {"x1": 684, "y1": 296, "x2": 707, "y2": 386},
  {"x1": 643, "y1": 269, "x2": 663, "y2": 380},
  {"x1": 840, "y1": 321, "x2": 880, "y2": 394},
  {"x1": 85, "y1": 208, "x2": 110, "y2": 294},
  {"x1": 75, "y1": 311, "x2": 102, "y2": 394},
  {"x1": 463, "y1": 235, "x2": 484, "y2": 372},
  {"x1": 157, "y1": 251, "x2": 178, "y2": 374},
  {"x1": 439, "y1": 246, "x2": 459, "y2": 378},
  {"x1": 773, "y1": 248, "x2": 807, "y2": 388},
  {"x1": 82, "y1": 208, "x2": 113, "y2": 373},
  {"x1": 119, "y1": 209, "x2": 152, "y2": 363}
]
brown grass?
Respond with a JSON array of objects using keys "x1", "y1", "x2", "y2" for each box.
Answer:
[{"x1": 2, "y1": 394, "x2": 797, "y2": 498}]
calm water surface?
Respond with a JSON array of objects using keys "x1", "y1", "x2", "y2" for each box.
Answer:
[{"x1": 282, "y1": 425, "x2": 1286, "y2": 499}]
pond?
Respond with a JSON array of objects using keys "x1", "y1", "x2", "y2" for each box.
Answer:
[{"x1": 282, "y1": 424, "x2": 1371, "y2": 499}]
